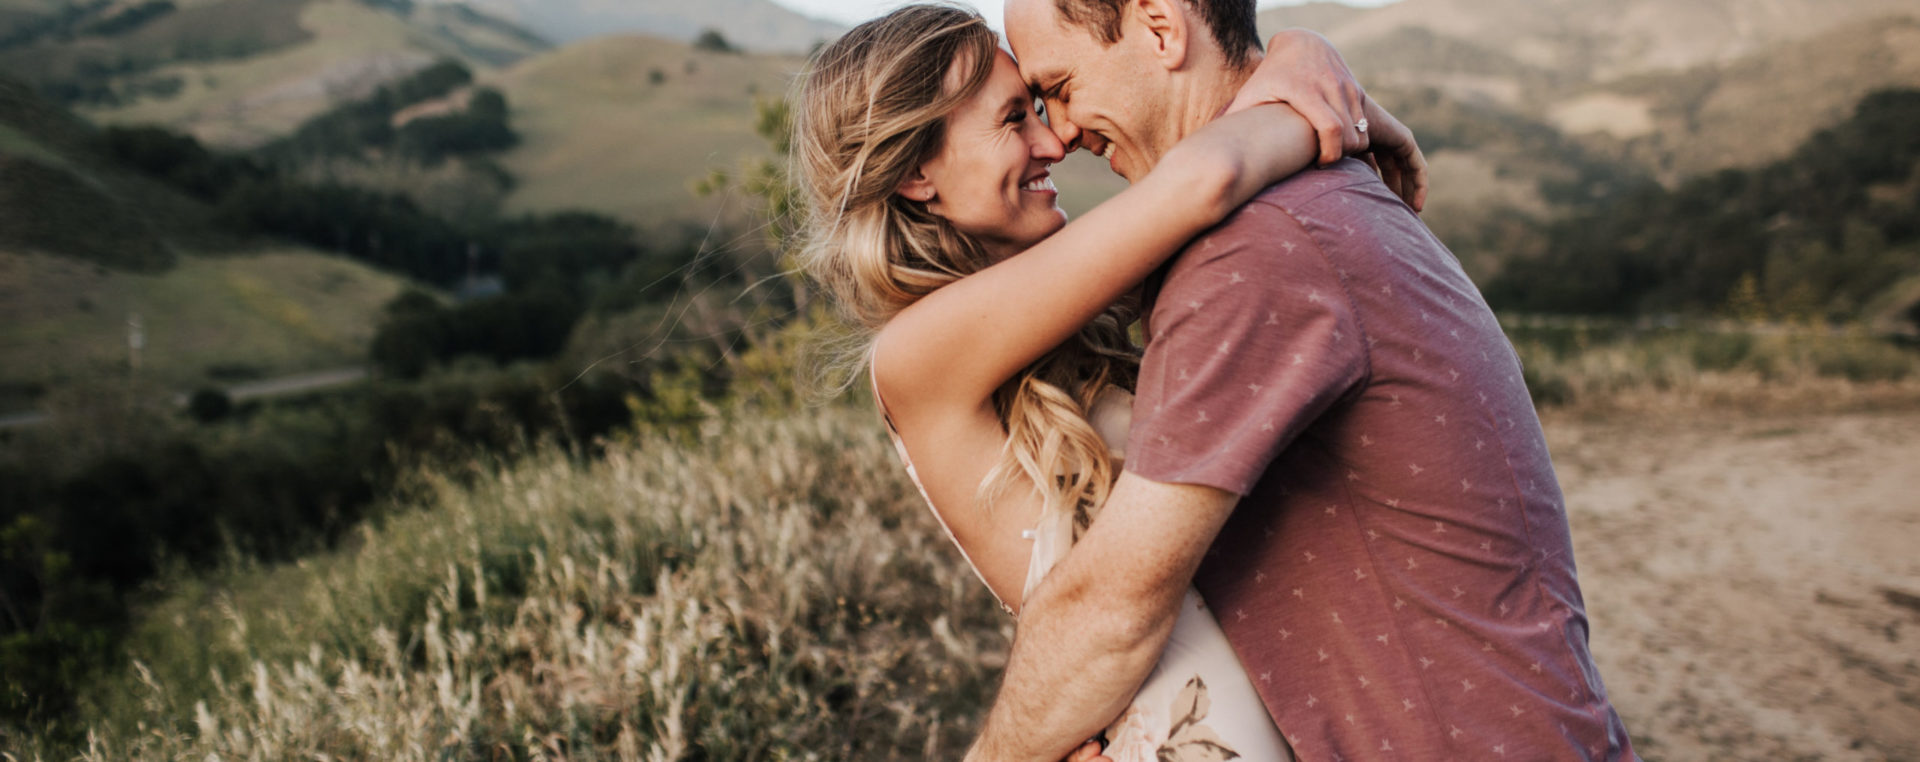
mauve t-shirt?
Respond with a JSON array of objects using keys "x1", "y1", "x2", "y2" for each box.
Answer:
[{"x1": 1125, "y1": 159, "x2": 1636, "y2": 760}]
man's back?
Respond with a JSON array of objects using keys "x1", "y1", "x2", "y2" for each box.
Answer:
[{"x1": 1124, "y1": 159, "x2": 1635, "y2": 759}]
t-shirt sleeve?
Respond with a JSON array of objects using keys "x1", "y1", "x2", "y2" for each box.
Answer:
[{"x1": 1125, "y1": 204, "x2": 1369, "y2": 496}]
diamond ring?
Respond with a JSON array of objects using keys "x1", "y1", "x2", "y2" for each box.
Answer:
[{"x1": 1356, "y1": 118, "x2": 1370, "y2": 134}]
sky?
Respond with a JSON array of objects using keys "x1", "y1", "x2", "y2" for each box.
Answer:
[{"x1": 768, "y1": 0, "x2": 1403, "y2": 33}]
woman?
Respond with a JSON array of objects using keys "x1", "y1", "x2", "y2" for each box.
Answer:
[{"x1": 792, "y1": 5, "x2": 1423, "y2": 759}]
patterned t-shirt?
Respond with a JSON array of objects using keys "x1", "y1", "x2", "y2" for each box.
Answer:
[{"x1": 1126, "y1": 159, "x2": 1636, "y2": 760}]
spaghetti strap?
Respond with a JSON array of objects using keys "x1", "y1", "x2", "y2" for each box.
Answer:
[{"x1": 868, "y1": 364, "x2": 1017, "y2": 616}]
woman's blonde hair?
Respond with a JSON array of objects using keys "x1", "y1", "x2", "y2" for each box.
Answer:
[{"x1": 792, "y1": 3, "x2": 1141, "y2": 536}]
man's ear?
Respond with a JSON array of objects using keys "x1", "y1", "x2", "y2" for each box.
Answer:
[
  {"x1": 897, "y1": 166, "x2": 937, "y2": 203},
  {"x1": 1128, "y1": 0, "x2": 1190, "y2": 71}
]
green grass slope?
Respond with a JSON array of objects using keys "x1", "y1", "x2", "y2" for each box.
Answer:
[
  {"x1": 0, "y1": 248, "x2": 412, "y2": 403},
  {"x1": 486, "y1": 35, "x2": 802, "y2": 227},
  {"x1": 0, "y1": 75, "x2": 219, "y2": 268}
]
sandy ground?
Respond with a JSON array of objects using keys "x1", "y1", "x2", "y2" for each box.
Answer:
[{"x1": 1549, "y1": 408, "x2": 1920, "y2": 760}]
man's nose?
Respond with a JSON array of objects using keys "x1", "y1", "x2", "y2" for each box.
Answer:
[
  {"x1": 1044, "y1": 105, "x2": 1083, "y2": 153},
  {"x1": 1028, "y1": 117, "x2": 1067, "y2": 163}
]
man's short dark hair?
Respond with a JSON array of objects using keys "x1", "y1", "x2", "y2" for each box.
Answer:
[{"x1": 1053, "y1": 0, "x2": 1262, "y2": 68}]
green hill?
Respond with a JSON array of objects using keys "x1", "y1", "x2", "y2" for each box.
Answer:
[
  {"x1": 1, "y1": 0, "x2": 548, "y2": 149},
  {"x1": 0, "y1": 74, "x2": 417, "y2": 407}
]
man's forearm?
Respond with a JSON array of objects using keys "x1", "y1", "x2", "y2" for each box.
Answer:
[{"x1": 964, "y1": 563, "x2": 1183, "y2": 761}]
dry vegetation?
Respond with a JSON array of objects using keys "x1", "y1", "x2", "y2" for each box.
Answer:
[{"x1": 15, "y1": 407, "x2": 1009, "y2": 761}]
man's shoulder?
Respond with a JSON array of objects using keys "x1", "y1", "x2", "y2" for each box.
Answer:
[
  {"x1": 1249, "y1": 157, "x2": 1382, "y2": 211},
  {"x1": 1183, "y1": 159, "x2": 1382, "y2": 255}
]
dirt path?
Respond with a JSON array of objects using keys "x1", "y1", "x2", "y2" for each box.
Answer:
[{"x1": 1550, "y1": 409, "x2": 1920, "y2": 760}]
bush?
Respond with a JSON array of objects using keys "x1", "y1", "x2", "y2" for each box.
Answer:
[
  {"x1": 693, "y1": 28, "x2": 737, "y2": 53},
  {"x1": 186, "y1": 388, "x2": 232, "y2": 423}
]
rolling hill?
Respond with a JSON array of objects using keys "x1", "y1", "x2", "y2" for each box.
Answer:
[
  {"x1": 423, "y1": 0, "x2": 844, "y2": 53},
  {"x1": 1, "y1": 0, "x2": 549, "y2": 149},
  {"x1": 0, "y1": 73, "x2": 417, "y2": 406}
]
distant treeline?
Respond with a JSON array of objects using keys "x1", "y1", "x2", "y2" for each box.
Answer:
[
  {"x1": 1487, "y1": 88, "x2": 1920, "y2": 320},
  {"x1": 260, "y1": 60, "x2": 517, "y2": 164}
]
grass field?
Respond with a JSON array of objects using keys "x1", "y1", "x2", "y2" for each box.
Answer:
[{"x1": 0, "y1": 248, "x2": 413, "y2": 407}]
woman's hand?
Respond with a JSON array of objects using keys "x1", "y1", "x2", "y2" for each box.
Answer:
[
  {"x1": 1226, "y1": 29, "x2": 1370, "y2": 165},
  {"x1": 1356, "y1": 95, "x2": 1429, "y2": 212},
  {"x1": 1224, "y1": 29, "x2": 1429, "y2": 212}
]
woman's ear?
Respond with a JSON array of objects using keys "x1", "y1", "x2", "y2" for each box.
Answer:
[
  {"x1": 1129, "y1": 0, "x2": 1189, "y2": 71},
  {"x1": 897, "y1": 167, "x2": 937, "y2": 204}
]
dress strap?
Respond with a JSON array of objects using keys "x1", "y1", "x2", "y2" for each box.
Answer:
[{"x1": 869, "y1": 363, "x2": 1016, "y2": 617}]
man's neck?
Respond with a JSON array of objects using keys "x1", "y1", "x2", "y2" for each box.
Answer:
[{"x1": 1173, "y1": 50, "x2": 1262, "y2": 142}]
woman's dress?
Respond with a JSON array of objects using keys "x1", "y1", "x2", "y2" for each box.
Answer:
[{"x1": 877, "y1": 385, "x2": 1295, "y2": 761}]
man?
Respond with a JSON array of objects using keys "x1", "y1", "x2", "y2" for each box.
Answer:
[{"x1": 966, "y1": 0, "x2": 1638, "y2": 759}]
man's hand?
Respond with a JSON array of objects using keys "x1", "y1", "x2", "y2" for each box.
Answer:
[{"x1": 1226, "y1": 29, "x2": 1368, "y2": 165}]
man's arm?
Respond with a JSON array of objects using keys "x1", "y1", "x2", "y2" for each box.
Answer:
[{"x1": 963, "y1": 473, "x2": 1240, "y2": 762}]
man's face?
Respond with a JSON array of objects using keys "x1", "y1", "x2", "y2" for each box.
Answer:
[{"x1": 1004, "y1": 0, "x2": 1173, "y2": 183}]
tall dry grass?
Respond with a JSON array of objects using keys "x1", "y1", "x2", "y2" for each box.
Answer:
[{"x1": 17, "y1": 407, "x2": 1009, "y2": 761}]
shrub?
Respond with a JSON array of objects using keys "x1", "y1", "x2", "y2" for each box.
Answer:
[
  {"x1": 693, "y1": 28, "x2": 737, "y2": 54},
  {"x1": 186, "y1": 388, "x2": 232, "y2": 423}
]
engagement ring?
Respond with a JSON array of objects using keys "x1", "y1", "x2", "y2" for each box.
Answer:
[{"x1": 1356, "y1": 118, "x2": 1370, "y2": 134}]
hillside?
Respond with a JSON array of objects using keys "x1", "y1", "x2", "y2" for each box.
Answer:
[
  {"x1": 425, "y1": 0, "x2": 845, "y2": 53},
  {"x1": 483, "y1": 35, "x2": 800, "y2": 226},
  {"x1": 1264, "y1": 0, "x2": 1919, "y2": 84},
  {"x1": 0, "y1": 0, "x2": 549, "y2": 149},
  {"x1": 1259, "y1": 0, "x2": 1920, "y2": 180},
  {"x1": 1587, "y1": 15, "x2": 1920, "y2": 176},
  {"x1": 0, "y1": 75, "x2": 217, "y2": 268}
]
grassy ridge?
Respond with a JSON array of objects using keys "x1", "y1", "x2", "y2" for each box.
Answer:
[{"x1": 31, "y1": 406, "x2": 1005, "y2": 760}]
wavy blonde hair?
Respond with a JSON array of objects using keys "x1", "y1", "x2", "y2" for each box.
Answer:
[{"x1": 792, "y1": 4, "x2": 1140, "y2": 534}]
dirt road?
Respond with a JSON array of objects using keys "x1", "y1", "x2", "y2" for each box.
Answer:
[{"x1": 1553, "y1": 409, "x2": 1920, "y2": 760}]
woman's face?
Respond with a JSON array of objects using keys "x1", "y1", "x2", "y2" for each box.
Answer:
[{"x1": 906, "y1": 48, "x2": 1068, "y2": 261}]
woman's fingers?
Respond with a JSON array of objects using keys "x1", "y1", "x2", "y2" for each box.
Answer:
[
  {"x1": 1066, "y1": 740, "x2": 1108, "y2": 762},
  {"x1": 1336, "y1": 80, "x2": 1369, "y2": 156}
]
